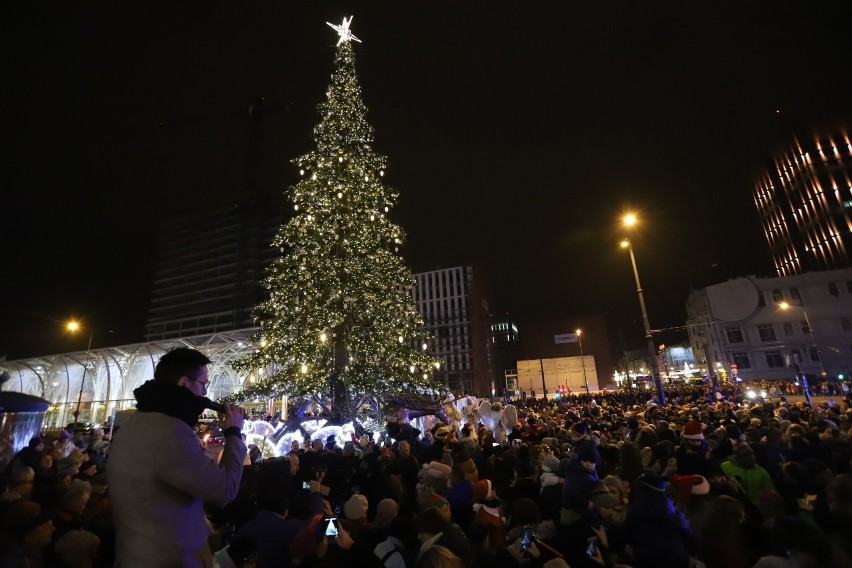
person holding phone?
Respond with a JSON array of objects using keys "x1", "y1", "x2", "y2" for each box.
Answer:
[
  {"x1": 506, "y1": 525, "x2": 542, "y2": 563},
  {"x1": 290, "y1": 510, "x2": 385, "y2": 567},
  {"x1": 230, "y1": 481, "x2": 325, "y2": 568}
]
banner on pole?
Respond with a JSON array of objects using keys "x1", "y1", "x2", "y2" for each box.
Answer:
[{"x1": 554, "y1": 333, "x2": 578, "y2": 344}]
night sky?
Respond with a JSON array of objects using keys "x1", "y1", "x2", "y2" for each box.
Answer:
[{"x1": 2, "y1": 2, "x2": 851, "y2": 359}]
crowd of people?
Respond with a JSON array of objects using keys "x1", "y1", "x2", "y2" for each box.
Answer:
[{"x1": 1, "y1": 365, "x2": 851, "y2": 567}]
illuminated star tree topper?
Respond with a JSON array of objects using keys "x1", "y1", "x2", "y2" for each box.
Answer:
[{"x1": 327, "y1": 16, "x2": 361, "y2": 46}]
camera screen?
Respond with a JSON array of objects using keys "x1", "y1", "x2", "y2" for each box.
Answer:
[
  {"x1": 586, "y1": 537, "x2": 597, "y2": 557},
  {"x1": 520, "y1": 527, "x2": 533, "y2": 551},
  {"x1": 302, "y1": 481, "x2": 310, "y2": 490},
  {"x1": 325, "y1": 518, "x2": 338, "y2": 537}
]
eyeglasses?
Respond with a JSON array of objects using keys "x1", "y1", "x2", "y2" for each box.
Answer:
[{"x1": 190, "y1": 377, "x2": 209, "y2": 393}]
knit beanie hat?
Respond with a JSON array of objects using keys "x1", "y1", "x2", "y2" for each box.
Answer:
[
  {"x1": 427, "y1": 461, "x2": 452, "y2": 480},
  {"x1": 344, "y1": 494, "x2": 369, "y2": 520},
  {"x1": 542, "y1": 454, "x2": 560, "y2": 473},
  {"x1": 682, "y1": 420, "x2": 704, "y2": 440},
  {"x1": 571, "y1": 420, "x2": 590, "y2": 436}
]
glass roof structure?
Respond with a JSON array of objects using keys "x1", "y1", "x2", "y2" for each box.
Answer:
[{"x1": 0, "y1": 329, "x2": 259, "y2": 429}]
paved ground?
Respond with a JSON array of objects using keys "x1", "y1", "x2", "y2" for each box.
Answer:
[{"x1": 775, "y1": 394, "x2": 847, "y2": 406}]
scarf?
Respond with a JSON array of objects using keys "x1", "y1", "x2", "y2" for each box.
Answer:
[{"x1": 133, "y1": 379, "x2": 207, "y2": 428}]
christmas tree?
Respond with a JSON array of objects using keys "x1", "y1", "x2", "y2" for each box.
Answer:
[{"x1": 229, "y1": 17, "x2": 443, "y2": 416}]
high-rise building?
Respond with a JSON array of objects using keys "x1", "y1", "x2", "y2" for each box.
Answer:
[
  {"x1": 145, "y1": 203, "x2": 287, "y2": 341},
  {"x1": 754, "y1": 122, "x2": 852, "y2": 276},
  {"x1": 411, "y1": 266, "x2": 494, "y2": 396}
]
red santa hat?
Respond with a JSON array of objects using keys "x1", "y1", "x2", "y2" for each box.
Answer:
[
  {"x1": 681, "y1": 420, "x2": 704, "y2": 440},
  {"x1": 473, "y1": 479, "x2": 496, "y2": 502},
  {"x1": 671, "y1": 474, "x2": 710, "y2": 504}
]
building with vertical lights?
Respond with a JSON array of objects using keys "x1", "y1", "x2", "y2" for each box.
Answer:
[
  {"x1": 754, "y1": 122, "x2": 852, "y2": 276},
  {"x1": 411, "y1": 266, "x2": 494, "y2": 396}
]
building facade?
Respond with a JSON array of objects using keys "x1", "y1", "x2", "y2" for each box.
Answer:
[
  {"x1": 686, "y1": 268, "x2": 852, "y2": 382},
  {"x1": 145, "y1": 203, "x2": 287, "y2": 341},
  {"x1": 513, "y1": 315, "x2": 614, "y2": 391},
  {"x1": 754, "y1": 122, "x2": 852, "y2": 276},
  {"x1": 411, "y1": 266, "x2": 494, "y2": 396}
]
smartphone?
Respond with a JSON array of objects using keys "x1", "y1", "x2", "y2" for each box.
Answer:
[
  {"x1": 302, "y1": 481, "x2": 310, "y2": 490},
  {"x1": 325, "y1": 517, "x2": 338, "y2": 537},
  {"x1": 519, "y1": 526, "x2": 533, "y2": 551},
  {"x1": 586, "y1": 537, "x2": 598, "y2": 557},
  {"x1": 492, "y1": 442, "x2": 500, "y2": 447}
]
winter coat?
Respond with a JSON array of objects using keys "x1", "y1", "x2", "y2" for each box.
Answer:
[
  {"x1": 560, "y1": 459, "x2": 598, "y2": 522},
  {"x1": 109, "y1": 380, "x2": 247, "y2": 567}
]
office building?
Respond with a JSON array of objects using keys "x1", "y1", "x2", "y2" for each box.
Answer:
[
  {"x1": 755, "y1": 122, "x2": 852, "y2": 276},
  {"x1": 411, "y1": 266, "x2": 494, "y2": 396},
  {"x1": 145, "y1": 203, "x2": 287, "y2": 340}
]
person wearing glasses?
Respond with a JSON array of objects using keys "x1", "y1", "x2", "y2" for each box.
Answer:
[{"x1": 109, "y1": 347, "x2": 246, "y2": 567}]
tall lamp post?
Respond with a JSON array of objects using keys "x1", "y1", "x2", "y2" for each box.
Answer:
[
  {"x1": 576, "y1": 328, "x2": 590, "y2": 395},
  {"x1": 779, "y1": 301, "x2": 823, "y2": 407},
  {"x1": 66, "y1": 320, "x2": 94, "y2": 425},
  {"x1": 621, "y1": 213, "x2": 666, "y2": 405}
]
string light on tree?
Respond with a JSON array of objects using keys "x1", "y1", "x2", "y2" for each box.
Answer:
[{"x1": 228, "y1": 16, "x2": 442, "y2": 411}]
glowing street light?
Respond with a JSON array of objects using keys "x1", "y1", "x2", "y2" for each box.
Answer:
[
  {"x1": 576, "y1": 328, "x2": 590, "y2": 395},
  {"x1": 778, "y1": 300, "x2": 822, "y2": 407},
  {"x1": 66, "y1": 320, "x2": 94, "y2": 426},
  {"x1": 621, "y1": 213, "x2": 666, "y2": 405}
]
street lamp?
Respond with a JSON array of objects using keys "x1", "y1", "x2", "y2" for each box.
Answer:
[
  {"x1": 620, "y1": 213, "x2": 666, "y2": 405},
  {"x1": 66, "y1": 320, "x2": 94, "y2": 426},
  {"x1": 576, "y1": 328, "x2": 590, "y2": 395},
  {"x1": 778, "y1": 301, "x2": 823, "y2": 407}
]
